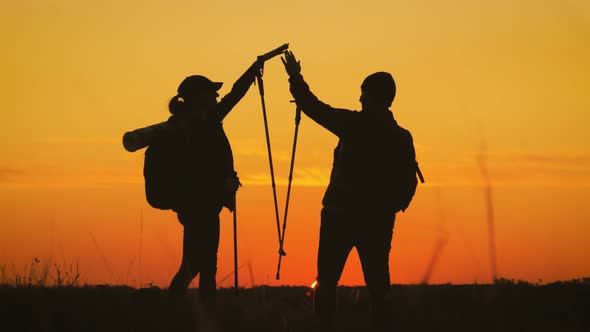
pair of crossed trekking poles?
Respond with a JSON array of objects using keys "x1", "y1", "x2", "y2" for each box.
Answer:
[{"x1": 231, "y1": 43, "x2": 297, "y2": 294}]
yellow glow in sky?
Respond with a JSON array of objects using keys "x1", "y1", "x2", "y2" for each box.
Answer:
[{"x1": 0, "y1": 0, "x2": 589, "y2": 286}]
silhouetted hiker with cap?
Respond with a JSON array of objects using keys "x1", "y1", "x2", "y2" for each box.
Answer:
[
  {"x1": 282, "y1": 50, "x2": 419, "y2": 332},
  {"x1": 164, "y1": 59, "x2": 262, "y2": 312}
]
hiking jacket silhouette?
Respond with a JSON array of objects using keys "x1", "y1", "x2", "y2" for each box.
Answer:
[
  {"x1": 167, "y1": 66, "x2": 258, "y2": 213},
  {"x1": 289, "y1": 75, "x2": 415, "y2": 212}
]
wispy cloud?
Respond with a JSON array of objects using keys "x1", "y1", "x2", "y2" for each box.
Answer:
[
  {"x1": 491, "y1": 151, "x2": 590, "y2": 182},
  {"x1": 503, "y1": 152, "x2": 590, "y2": 169},
  {"x1": 35, "y1": 136, "x2": 120, "y2": 145},
  {"x1": 240, "y1": 167, "x2": 330, "y2": 187},
  {"x1": 397, "y1": 149, "x2": 590, "y2": 188},
  {"x1": 0, "y1": 166, "x2": 142, "y2": 189},
  {"x1": 234, "y1": 147, "x2": 292, "y2": 163},
  {"x1": 0, "y1": 167, "x2": 24, "y2": 183}
]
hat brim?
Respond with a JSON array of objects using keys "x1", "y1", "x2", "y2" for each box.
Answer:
[{"x1": 212, "y1": 82, "x2": 223, "y2": 91}]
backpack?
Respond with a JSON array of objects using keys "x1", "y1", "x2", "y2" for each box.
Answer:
[
  {"x1": 143, "y1": 133, "x2": 184, "y2": 210},
  {"x1": 391, "y1": 124, "x2": 424, "y2": 212},
  {"x1": 323, "y1": 118, "x2": 424, "y2": 213}
]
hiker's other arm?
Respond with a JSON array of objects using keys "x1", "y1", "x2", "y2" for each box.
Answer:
[{"x1": 282, "y1": 51, "x2": 353, "y2": 137}]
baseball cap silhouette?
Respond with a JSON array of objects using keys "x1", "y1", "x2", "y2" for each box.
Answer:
[{"x1": 177, "y1": 75, "x2": 223, "y2": 96}]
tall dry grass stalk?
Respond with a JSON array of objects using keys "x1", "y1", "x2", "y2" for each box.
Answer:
[
  {"x1": 422, "y1": 189, "x2": 450, "y2": 284},
  {"x1": 0, "y1": 258, "x2": 80, "y2": 287},
  {"x1": 478, "y1": 140, "x2": 498, "y2": 281}
]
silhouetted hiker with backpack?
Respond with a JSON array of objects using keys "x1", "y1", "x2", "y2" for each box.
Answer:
[
  {"x1": 149, "y1": 59, "x2": 263, "y2": 312},
  {"x1": 281, "y1": 50, "x2": 423, "y2": 332}
]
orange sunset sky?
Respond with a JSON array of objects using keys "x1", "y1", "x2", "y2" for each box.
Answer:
[{"x1": 1, "y1": 0, "x2": 589, "y2": 288}]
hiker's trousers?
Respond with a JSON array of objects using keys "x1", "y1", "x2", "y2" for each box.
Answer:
[
  {"x1": 169, "y1": 206, "x2": 222, "y2": 310},
  {"x1": 314, "y1": 206, "x2": 395, "y2": 330}
]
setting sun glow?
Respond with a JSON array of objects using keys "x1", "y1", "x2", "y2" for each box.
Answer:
[{"x1": 1, "y1": 0, "x2": 589, "y2": 288}]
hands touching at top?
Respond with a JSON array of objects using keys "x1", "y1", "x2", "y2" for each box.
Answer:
[
  {"x1": 281, "y1": 51, "x2": 301, "y2": 78},
  {"x1": 251, "y1": 43, "x2": 290, "y2": 76}
]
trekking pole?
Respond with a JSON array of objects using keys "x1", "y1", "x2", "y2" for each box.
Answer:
[
  {"x1": 233, "y1": 193, "x2": 239, "y2": 295},
  {"x1": 255, "y1": 68, "x2": 283, "y2": 249},
  {"x1": 276, "y1": 100, "x2": 301, "y2": 280},
  {"x1": 252, "y1": 43, "x2": 289, "y2": 249}
]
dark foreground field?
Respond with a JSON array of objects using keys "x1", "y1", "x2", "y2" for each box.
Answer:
[{"x1": 1, "y1": 280, "x2": 588, "y2": 332}]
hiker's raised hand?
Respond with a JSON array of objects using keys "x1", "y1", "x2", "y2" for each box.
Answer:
[
  {"x1": 248, "y1": 57, "x2": 264, "y2": 75},
  {"x1": 281, "y1": 51, "x2": 301, "y2": 78}
]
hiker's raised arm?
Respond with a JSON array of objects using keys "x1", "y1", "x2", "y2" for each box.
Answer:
[
  {"x1": 216, "y1": 59, "x2": 263, "y2": 121},
  {"x1": 282, "y1": 51, "x2": 354, "y2": 137}
]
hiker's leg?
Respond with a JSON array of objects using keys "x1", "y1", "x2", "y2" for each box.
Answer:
[
  {"x1": 169, "y1": 212, "x2": 201, "y2": 297},
  {"x1": 315, "y1": 207, "x2": 353, "y2": 326},
  {"x1": 357, "y1": 211, "x2": 395, "y2": 332},
  {"x1": 198, "y1": 211, "x2": 221, "y2": 313}
]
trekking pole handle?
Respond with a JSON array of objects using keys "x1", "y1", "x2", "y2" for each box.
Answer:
[
  {"x1": 290, "y1": 100, "x2": 301, "y2": 124},
  {"x1": 257, "y1": 43, "x2": 289, "y2": 62}
]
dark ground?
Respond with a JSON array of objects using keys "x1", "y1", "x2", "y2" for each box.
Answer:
[{"x1": 1, "y1": 279, "x2": 588, "y2": 332}]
